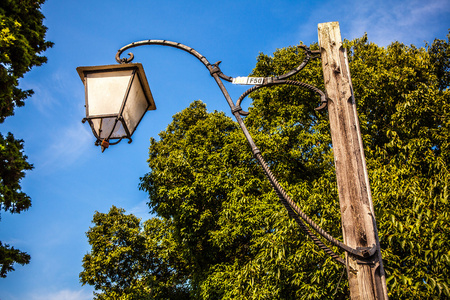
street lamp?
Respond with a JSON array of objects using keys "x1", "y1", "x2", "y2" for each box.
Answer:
[
  {"x1": 77, "y1": 38, "x2": 347, "y2": 255},
  {"x1": 77, "y1": 27, "x2": 387, "y2": 299}
]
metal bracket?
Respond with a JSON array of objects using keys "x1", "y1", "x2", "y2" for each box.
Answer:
[
  {"x1": 210, "y1": 61, "x2": 222, "y2": 76},
  {"x1": 354, "y1": 245, "x2": 378, "y2": 265},
  {"x1": 315, "y1": 96, "x2": 329, "y2": 111},
  {"x1": 358, "y1": 245, "x2": 378, "y2": 258},
  {"x1": 310, "y1": 49, "x2": 322, "y2": 59},
  {"x1": 231, "y1": 105, "x2": 243, "y2": 114}
]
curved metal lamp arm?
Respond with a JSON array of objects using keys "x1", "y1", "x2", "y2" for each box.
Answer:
[
  {"x1": 116, "y1": 40, "x2": 233, "y2": 82},
  {"x1": 115, "y1": 40, "x2": 320, "y2": 83},
  {"x1": 114, "y1": 40, "x2": 373, "y2": 265},
  {"x1": 274, "y1": 45, "x2": 321, "y2": 80}
]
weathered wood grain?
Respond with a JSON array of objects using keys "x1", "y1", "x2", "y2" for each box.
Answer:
[{"x1": 318, "y1": 22, "x2": 388, "y2": 299}]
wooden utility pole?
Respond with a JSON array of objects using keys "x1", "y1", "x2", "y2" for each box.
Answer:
[{"x1": 318, "y1": 22, "x2": 389, "y2": 299}]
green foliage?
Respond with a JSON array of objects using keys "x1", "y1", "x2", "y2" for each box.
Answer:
[
  {"x1": 347, "y1": 33, "x2": 450, "y2": 298},
  {"x1": 80, "y1": 206, "x2": 191, "y2": 300},
  {"x1": 0, "y1": 133, "x2": 33, "y2": 214},
  {"x1": 0, "y1": 241, "x2": 30, "y2": 278},
  {"x1": 0, "y1": 0, "x2": 53, "y2": 121},
  {"x1": 0, "y1": 0, "x2": 52, "y2": 278},
  {"x1": 428, "y1": 31, "x2": 450, "y2": 91},
  {"x1": 82, "y1": 32, "x2": 450, "y2": 299}
]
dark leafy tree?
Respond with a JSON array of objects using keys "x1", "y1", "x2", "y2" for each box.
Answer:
[
  {"x1": 428, "y1": 31, "x2": 450, "y2": 91},
  {"x1": 80, "y1": 206, "x2": 191, "y2": 299},
  {"x1": 0, "y1": 0, "x2": 52, "y2": 277},
  {"x1": 0, "y1": 241, "x2": 30, "y2": 278},
  {"x1": 348, "y1": 34, "x2": 450, "y2": 298},
  {"x1": 0, "y1": 0, "x2": 53, "y2": 120},
  {"x1": 82, "y1": 32, "x2": 450, "y2": 299}
]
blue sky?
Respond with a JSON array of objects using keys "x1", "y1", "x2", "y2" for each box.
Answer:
[{"x1": 0, "y1": 0, "x2": 449, "y2": 299}]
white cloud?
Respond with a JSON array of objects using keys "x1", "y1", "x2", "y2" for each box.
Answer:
[
  {"x1": 345, "y1": 0, "x2": 450, "y2": 46},
  {"x1": 127, "y1": 199, "x2": 153, "y2": 221},
  {"x1": 1, "y1": 288, "x2": 94, "y2": 300},
  {"x1": 20, "y1": 66, "x2": 84, "y2": 117},
  {"x1": 26, "y1": 82, "x2": 59, "y2": 116},
  {"x1": 296, "y1": 0, "x2": 449, "y2": 47},
  {"x1": 37, "y1": 121, "x2": 92, "y2": 172},
  {"x1": 29, "y1": 289, "x2": 93, "y2": 300}
]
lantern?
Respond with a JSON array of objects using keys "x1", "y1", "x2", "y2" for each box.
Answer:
[{"x1": 77, "y1": 63, "x2": 156, "y2": 151}]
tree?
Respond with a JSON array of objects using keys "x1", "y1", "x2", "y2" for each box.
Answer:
[
  {"x1": 0, "y1": 0, "x2": 53, "y2": 277},
  {"x1": 348, "y1": 34, "x2": 450, "y2": 297},
  {"x1": 82, "y1": 32, "x2": 450, "y2": 299},
  {"x1": 80, "y1": 206, "x2": 191, "y2": 299}
]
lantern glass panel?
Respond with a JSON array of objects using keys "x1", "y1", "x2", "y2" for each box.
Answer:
[
  {"x1": 86, "y1": 69, "x2": 134, "y2": 117},
  {"x1": 91, "y1": 117, "x2": 126, "y2": 139},
  {"x1": 122, "y1": 75, "x2": 149, "y2": 135}
]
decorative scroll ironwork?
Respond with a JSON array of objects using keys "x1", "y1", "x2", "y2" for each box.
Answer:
[{"x1": 113, "y1": 40, "x2": 377, "y2": 267}]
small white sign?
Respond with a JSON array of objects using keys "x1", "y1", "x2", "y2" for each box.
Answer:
[{"x1": 232, "y1": 77, "x2": 265, "y2": 85}]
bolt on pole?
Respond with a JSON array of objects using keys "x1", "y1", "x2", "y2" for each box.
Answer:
[{"x1": 318, "y1": 22, "x2": 389, "y2": 299}]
